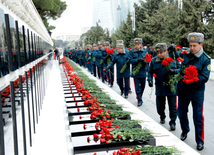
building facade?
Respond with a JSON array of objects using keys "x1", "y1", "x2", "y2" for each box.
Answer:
[{"x1": 92, "y1": 0, "x2": 140, "y2": 34}]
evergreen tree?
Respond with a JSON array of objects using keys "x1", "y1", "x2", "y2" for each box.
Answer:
[{"x1": 33, "y1": 0, "x2": 67, "y2": 31}]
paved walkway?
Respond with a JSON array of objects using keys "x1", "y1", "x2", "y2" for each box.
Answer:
[
  {"x1": 86, "y1": 65, "x2": 213, "y2": 155},
  {"x1": 29, "y1": 60, "x2": 72, "y2": 155}
]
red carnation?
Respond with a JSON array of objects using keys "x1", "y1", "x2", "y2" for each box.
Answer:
[
  {"x1": 128, "y1": 47, "x2": 132, "y2": 50},
  {"x1": 77, "y1": 108, "x2": 80, "y2": 112},
  {"x1": 177, "y1": 57, "x2": 184, "y2": 62},
  {"x1": 176, "y1": 45, "x2": 182, "y2": 51},
  {"x1": 106, "y1": 114, "x2": 110, "y2": 118},
  {"x1": 87, "y1": 136, "x2": 90, "y2": 141},
  {"x1": 115, "y1": 125, "x2": 120, "y2": 128},
  {"x1": 153, "y1": 74, "x2": 157, "y2": 78},
  {"x1": 182, "y1": 65, "x2": 199, "y2": 84},
  {"x1": 13, "y1": 53, "x2": 16, "y2": 56},
  {"x1": 144, "y1": 53, "x2": 152, "y2": 63},
  {"x1": 100, "y1": 138, "x2": 105, "y2": 143},
  {"x1": 118, "y1": 135, "x2": 121, "y2": 139},
  {"x1": 162, "y1": 57, "x2": 174, "y2": 66},
  {"x1": 181, "y1": 50, "x2": 187, "y2": 54},
  {"x1": 93, "y1": 133, "x2": 99, "y2": 139},
  {"x1": 106, "y1": 49, "x2": 113, "y2": 55}
]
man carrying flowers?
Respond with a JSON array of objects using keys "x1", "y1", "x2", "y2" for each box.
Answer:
[
  {"x1": 105, "y1": 42, "x2": 130, "y2": 98},
  {"x1": 104, "y1": 41, "x2": 114, "y2": 87},
  {"x1": 91, "y1": 44, "x2": 97, "y2": 77},
  {"x1": 127, "y1": 38, "x2": 147, "y2": 106},
  {"x1": 96, "y1": 41, "x2": 107, "y2": 83},
  {"x1": 147, "y1": 43, "x2": 180, "y2": 131},
  {"x1": 177, "y1": 32, "x2": 211, "y2": 151}
]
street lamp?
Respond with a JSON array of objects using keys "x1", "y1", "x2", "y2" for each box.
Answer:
[
  {"x1": 117, "y1": 3, "x2": 121, "y2": 29},
  {"x1": 117, "y1": 5, "x2": 121, "y2": 11}
]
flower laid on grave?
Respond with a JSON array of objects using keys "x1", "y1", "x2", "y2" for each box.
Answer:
[
  {"x1": 62, "y1": 57, "x2": 180, "y2": 154},
  {"x1": 112, "y1": 145, "x2": 181, "y2": 155}
]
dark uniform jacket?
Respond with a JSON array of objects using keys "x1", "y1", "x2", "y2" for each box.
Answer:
[
  {"x1": 177, "y1": 48, "x2": 211, "y2": 102},
  {"x1": 90, "y1": 49, "x2": 96, "y2": 65},
  {"x1": 108, "y1": 49, "x2": 130, "y2": 78},
  {"x1": 96, "y1": 47, "x2": 107, "y2": 67},
  {"x1": 148, "y1": 53, "x2": 181, "y2": 96},
  {"x1": 128, "y1": 47, "x2": 147, "y2": 78}
]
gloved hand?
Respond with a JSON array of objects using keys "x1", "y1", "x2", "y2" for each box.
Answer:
[
  {"x1": 168, "y1": 44, "x2": 176, "y2": 53},
  {"x1": 138, "y1": 58, "x2": 144, "y2": 62},
  {"x1": 148, "y1": 81, "x2": 153, "y2": 87},
  {"x1": 168, "y1": 69, "x2": 175, "y2": 75}
]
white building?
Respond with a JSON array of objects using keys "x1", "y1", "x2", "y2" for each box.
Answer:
[
  {"x1": 52, "y1": 33, "x2": 81, "y2": 42},
  {"x1": 92, "y1": 0, "x2": 114, "y2": 33},
  {"x1": 92, "y1": 0, "x2": 140, "y2": 34}
]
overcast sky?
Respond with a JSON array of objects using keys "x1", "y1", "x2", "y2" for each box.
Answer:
[{"x1": 49, "y1": 0, "x2": 93, "y2": 37}]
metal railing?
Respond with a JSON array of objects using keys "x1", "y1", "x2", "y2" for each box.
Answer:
[{"x1": 0, "y1": 52, "x2": 52, "y2": 155}]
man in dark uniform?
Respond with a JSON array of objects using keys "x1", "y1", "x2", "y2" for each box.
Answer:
[
  {"x1": 177, "y1": 32, "x2": 211, "y2": 151},
  {"x1": 148, "y1": 43, "x2": 180, "y2": 130},
  {"x1": 103, "y1": 41, "x2": 113, "y2": 86},
  {"x1": 96, "y1": 41, "x2": 107, "y2": 83},
  {"x1": 128, "y1": 38, "x2": 147, "y2": 106},
  {"x1": 94, "y1": 41, "x2": 102, "y2": 79},
  {"x1": 91, "y1": 44, "x2": 97, "y2": 77},
  {"x1": 106, "y1": 42, "x2": 130, "y2": 98},
  {"x1": 72, "y1": 48, "x2": 77, "y2": 62}
]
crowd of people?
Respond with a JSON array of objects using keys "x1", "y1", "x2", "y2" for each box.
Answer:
[{"x1": 63, "y1": 32, "x2": 211, "y2": 151}]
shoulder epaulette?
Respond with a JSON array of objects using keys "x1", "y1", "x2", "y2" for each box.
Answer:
[{"x1": 203, "y1": 52, "x2": 211, "y2": 59}]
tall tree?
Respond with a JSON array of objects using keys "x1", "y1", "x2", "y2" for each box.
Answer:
[{"x1": 33, "y1": 0, "x2": 67, "y2": 31}]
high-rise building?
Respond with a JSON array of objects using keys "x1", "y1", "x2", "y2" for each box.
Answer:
[
  {"x1": 92, "y1": 0, "x2": 141, "y2": 34},
  {"x1": 92, "y1": 0, "x2": 113, "y2": 33}
]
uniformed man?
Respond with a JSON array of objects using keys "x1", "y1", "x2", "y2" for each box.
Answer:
[
  {"x1": 94, "y1": 41, "x2": 103, "y2": 80},
  {"x1": 85, "y1": 44, "x2": 91, "y2": 70},
  {"x1": 105, "y1": 42, "x2": 130, "y2": 98},
  {"x1": 104, "y1": 41, "x2": 114, "y2": 86},
  {"x1": 115, "y1": 40, "x2": 132, "y2": 92},
  {"x1": 147, "y1": 43, "x2": 180, "y2": 130},
  {"x1": 177, "y1": 32, "x2": 211, "y2": 151},
  {"x1": 128, "y1": 38, "x2": 147, "y2": 106},
  {"x1": 76, "y1": 47, "x2": 83, "y2": 66},
  {"x1": 91, "y1": 43, "x2": 97, "y2": 77},
  {"x1": 72, "y1": 48, "x2": 77, "y2": 62}
]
